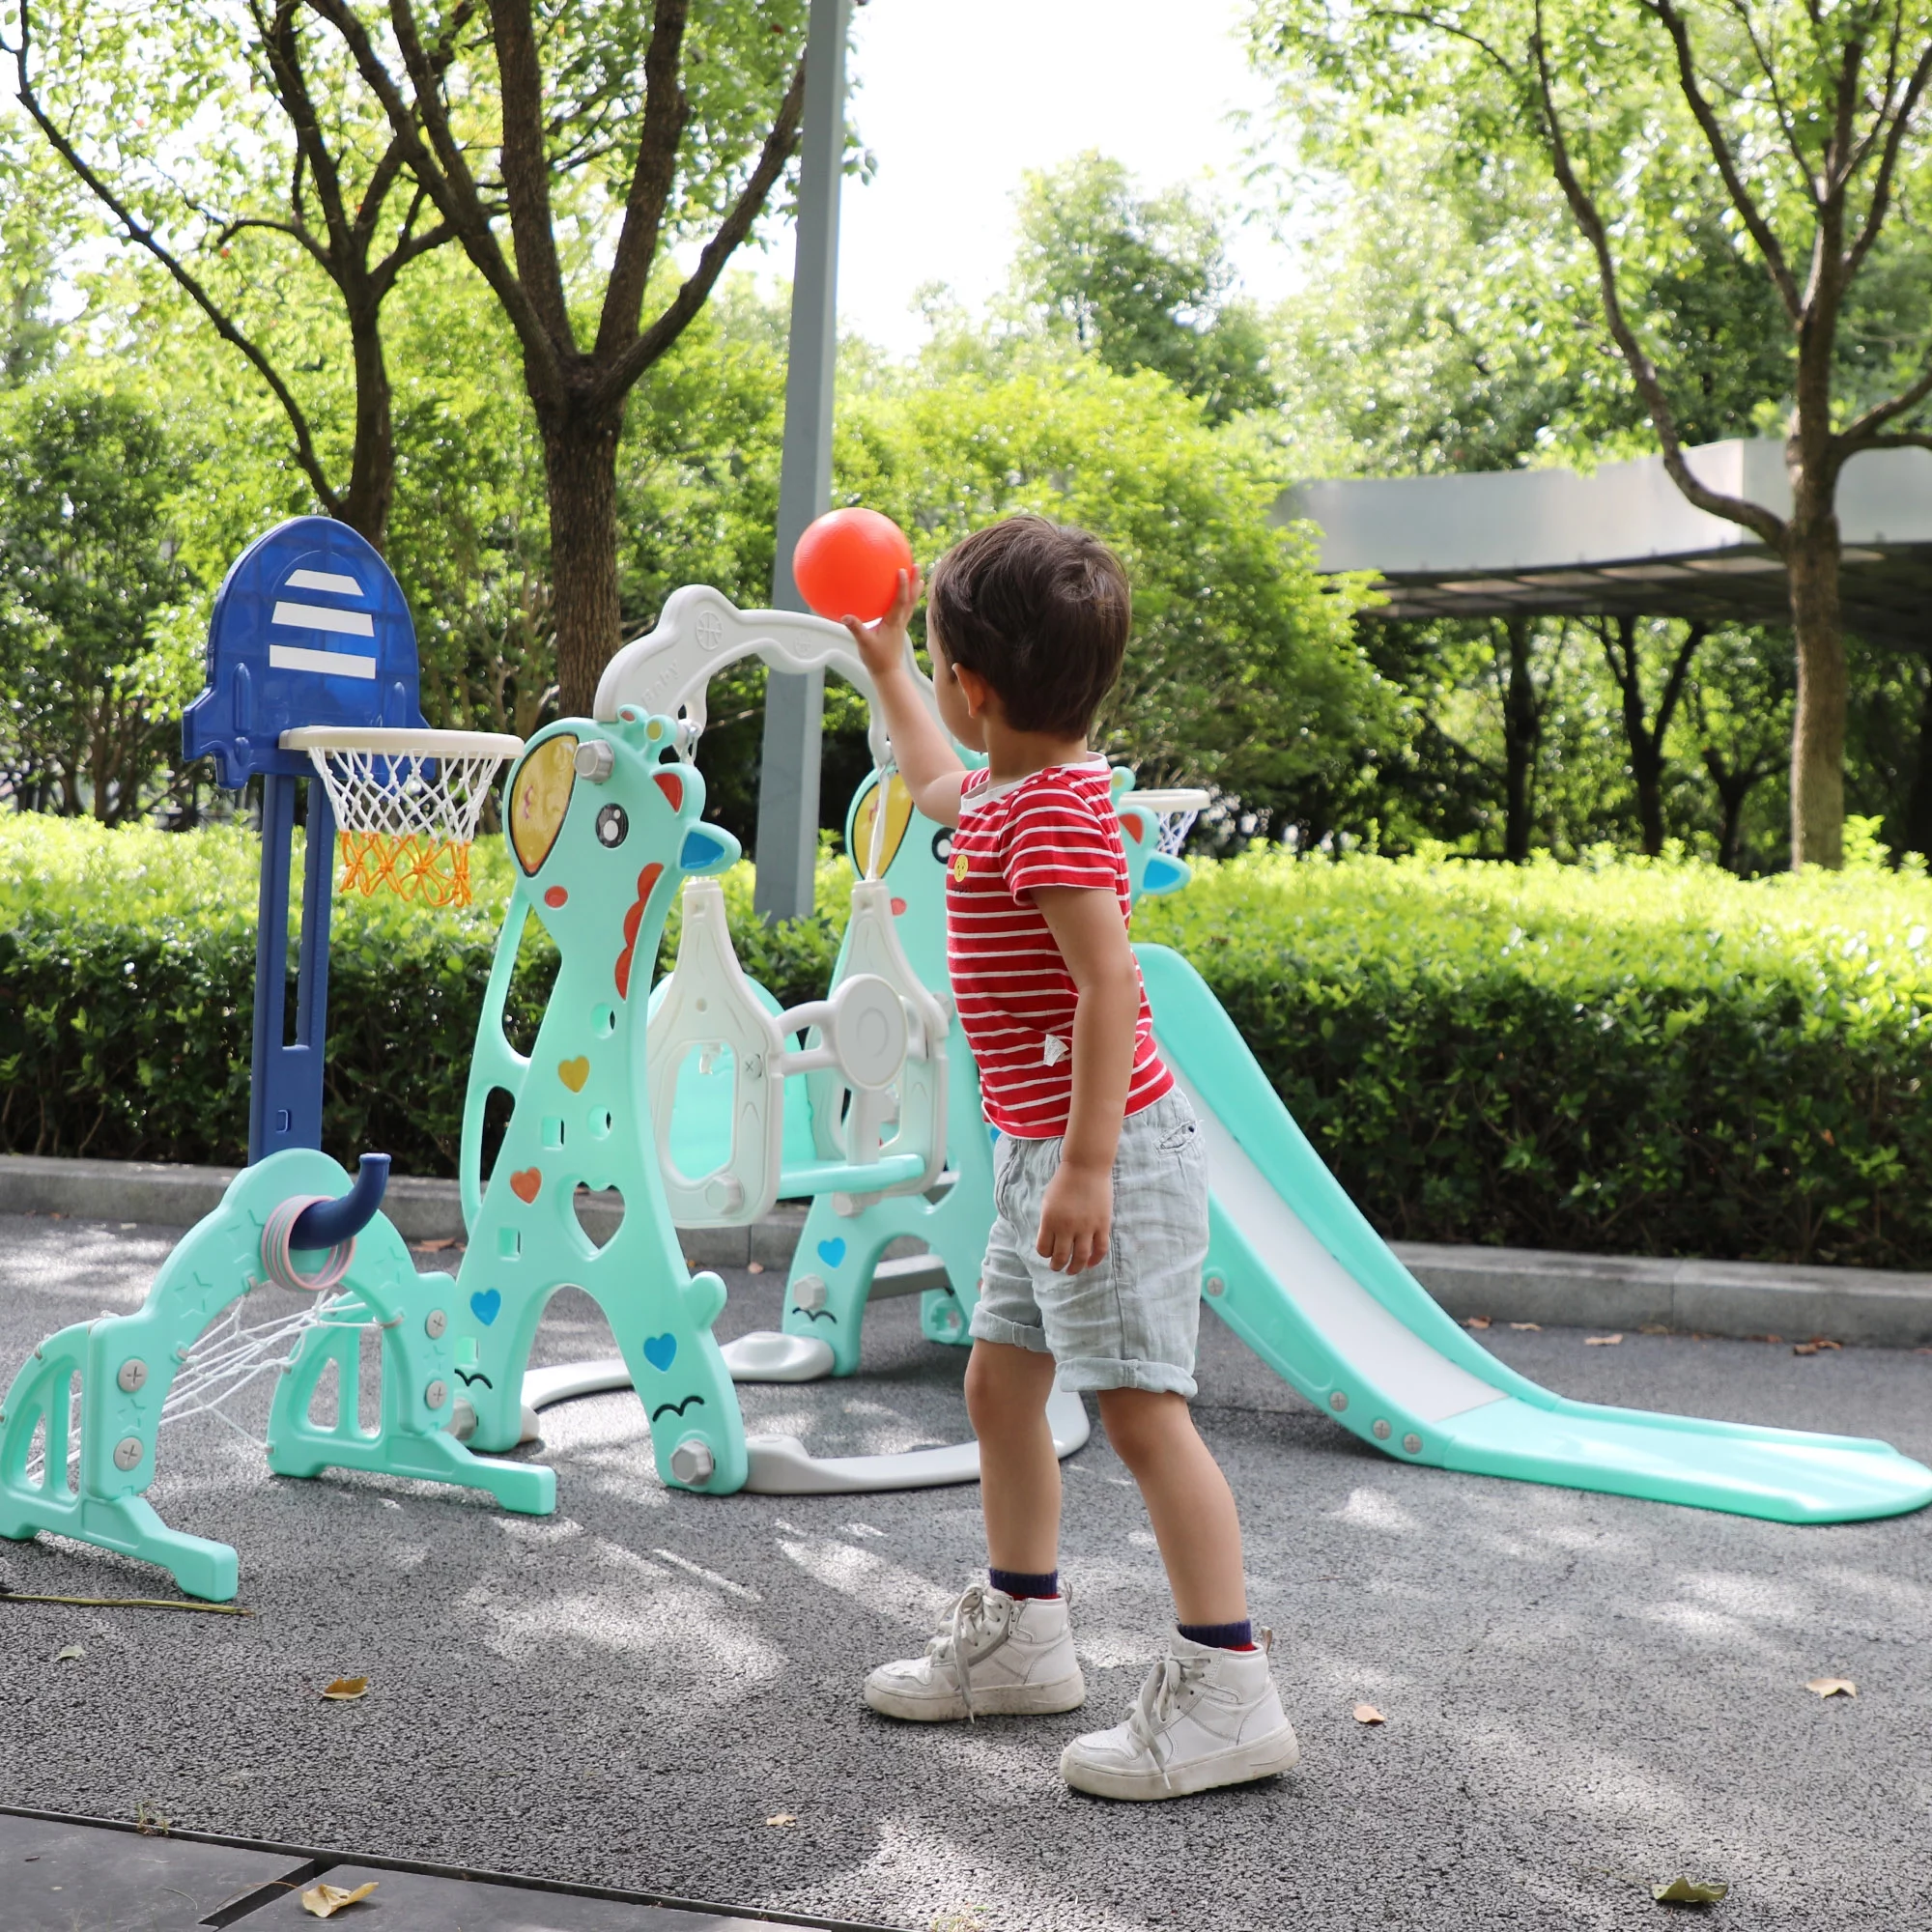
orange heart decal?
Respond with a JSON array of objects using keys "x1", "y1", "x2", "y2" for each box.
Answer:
[
  {"x1": 558, "y1": 1057, "x2": 590, "y2": 1093},
  {"x1": 509, "y1": 1167, "x2": 542, "y2": 1205}
]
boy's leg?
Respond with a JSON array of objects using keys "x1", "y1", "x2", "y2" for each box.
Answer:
[
  {"x1": 861, "y1": 1159, "x2": 1085, "y2": 1722},
  {"x1": 966, "y1": 1338, "x2": 1063, "y2": 1577},
  {"x1": 1094, "y1": 1387, "x2": 1245, "y2": 1628},
  {"x1": 1038, "y1": 1093, "x2": 1297, "y2": 1797}
]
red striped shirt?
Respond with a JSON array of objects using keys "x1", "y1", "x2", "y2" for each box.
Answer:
[{"x1": 946, "y1": 758, "x2": 1173, "y2": 1138}]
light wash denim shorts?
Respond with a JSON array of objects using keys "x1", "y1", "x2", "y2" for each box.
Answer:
[{"x1": 971, "y1": 1089, "x2": 1209, "y2": 1397}]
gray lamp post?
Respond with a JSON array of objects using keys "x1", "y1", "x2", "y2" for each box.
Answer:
[{"x1": 753, "y1": 0, "x2": 850, "y2": 923}]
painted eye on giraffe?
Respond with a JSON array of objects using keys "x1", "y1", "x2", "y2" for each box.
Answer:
[
  {"x1": 931, "y1": 829, "x2": 953, "y2": 865},
  {"x1": 595, "y1": 804, "x2": 629, "y2": 848}
]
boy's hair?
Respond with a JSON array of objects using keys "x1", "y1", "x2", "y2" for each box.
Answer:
[{"x1": 926, "y1": 516, "x2": 1130, "y2": 737}]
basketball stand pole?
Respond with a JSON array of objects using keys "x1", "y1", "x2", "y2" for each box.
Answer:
[{"x1": 248, "y1": 771, "x2": 337, "y2": 1164}]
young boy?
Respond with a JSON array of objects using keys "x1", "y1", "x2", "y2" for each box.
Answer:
[{"x1": 842, "y1": 515, "x2": 1298, "y2": 1802}]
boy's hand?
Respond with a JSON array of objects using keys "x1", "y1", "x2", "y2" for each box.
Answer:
[
  {"x1": 1037, "y1": 1157, "x2": 1112, "y2": 1273},
  {"x1": 841, "y1": 566, "x2": 921, "y2": 686}
]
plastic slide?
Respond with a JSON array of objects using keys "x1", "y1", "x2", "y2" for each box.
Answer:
[{"x1": 1139, "y1": 944, "x2": 1932, "y2": 1526}]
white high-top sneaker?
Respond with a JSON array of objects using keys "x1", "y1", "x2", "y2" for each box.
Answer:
[
  {"x1": 1060, "y1": 1629, "x2": 1299, "y2": 1800},
  {"x1": 864, "y1": 1581, "x2": 1086, "y2": 1720}
]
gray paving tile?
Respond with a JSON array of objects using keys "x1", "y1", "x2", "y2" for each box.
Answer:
[
  {"x1": 227, "y1": 1861, "x2": 798, "y2": 1929},
  {"x1": 0, "y1": 1811, "x2": 307, "y2": 1931}
]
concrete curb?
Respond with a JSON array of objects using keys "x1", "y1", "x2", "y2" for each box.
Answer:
[{"x1": 7, "y1": 1153, "x2": 1932, "y2": 1348}]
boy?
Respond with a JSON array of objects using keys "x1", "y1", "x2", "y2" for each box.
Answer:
[{"x1": 842, "y1": 515, "x2": 1298, "y2": 1801}]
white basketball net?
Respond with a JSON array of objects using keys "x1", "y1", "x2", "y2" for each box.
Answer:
[
  {"x1": 1129, "y1": 788, "x2": 1211, "y2": 857},
  {"x1": 289, "y1": 731, "x2": 520, "y2": 908}
]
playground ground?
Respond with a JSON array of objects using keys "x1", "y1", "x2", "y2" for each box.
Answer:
[{"x1": 0, "y1": 1214, "x2": 1927, "y2": 1932}]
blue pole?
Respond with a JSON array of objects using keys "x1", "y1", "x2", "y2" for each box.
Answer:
[{"x1": 248, "y1": 774, "x2": 336, "y2": 1162}]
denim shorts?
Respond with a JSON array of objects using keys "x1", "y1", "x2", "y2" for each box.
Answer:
[{"x1": 971, "y1": 1089, "x2": 1209, "y2": 1397}]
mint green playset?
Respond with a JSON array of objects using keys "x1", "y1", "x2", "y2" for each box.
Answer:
[{"x1": 2, "y1": 530, "x2": 1926, "y2": 1605}]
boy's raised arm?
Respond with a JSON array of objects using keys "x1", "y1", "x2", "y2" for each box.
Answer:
[{"x1": 842, "y1": 569, "x2": 968, "y2": 828}]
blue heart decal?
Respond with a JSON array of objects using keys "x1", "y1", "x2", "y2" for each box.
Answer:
[
  {"x1": 642, "y1": 1332, "x2": 677, "y2": 1373},
  {"x1": 469, "y1": 1288, "x2": 501, "y2": 1326},
  {"x1": 817, "y1": 1237, "x2": 847, "y2": 1268}
]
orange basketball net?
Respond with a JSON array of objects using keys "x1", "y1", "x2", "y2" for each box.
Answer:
[{"x1": 282, "y1": 728, "x2": 525, "y2": 910}]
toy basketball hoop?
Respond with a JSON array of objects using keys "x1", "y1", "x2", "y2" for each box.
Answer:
[
  {"x1": 1128, "y1": 787, "x2": 1211, "y2": 856},
  {"x1": 282, "y1": 726, "x2": 525, "y2": 908}
]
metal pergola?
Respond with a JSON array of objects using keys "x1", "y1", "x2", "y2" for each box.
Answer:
[{"x1": 1280, "y1": 440, "x2": 1932, "y2": 648}]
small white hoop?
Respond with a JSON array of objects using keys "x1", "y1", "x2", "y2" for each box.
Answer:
[
  {"x1": 1124, "y1": 787, "x2": 1211, "y2": 857},
  {"x1": 281, "y1": 726, "x2": 524, "y2": 908}
]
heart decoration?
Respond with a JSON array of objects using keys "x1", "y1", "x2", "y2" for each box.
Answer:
[
  {"x1": 557, "y1": 1057, "x2": 590, "y2": 1093},
  {"x1": 642, "y1": 1332, "x2": 677, "y2": 1373},
  {"x1": 816, "y1": 1236, "x2": 847, "y2": 1268},
  {"x1": 469, "y1": 1288, "x2": 502, "y2": 1326},
  {"x1": 1124, "y1": 814, "x2": 1147, "y2": 843},
  {"x1": 509, "y1": 1167, "x2": 542, "y2": 1205},
  {"x1": 891, "y1": 897, "x2": 907, "y2": 916}
]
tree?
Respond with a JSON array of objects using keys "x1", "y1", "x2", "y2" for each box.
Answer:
[
  {"x1": 0, "y1": 386, "x2": 190, "y2": 817},
  {"x1": 1595, "y1": 614, "x2": 1706, "y2": 855},
  {"x1": 305, "y1": 0, "x2": 810, "y2": 712},
  {"x1": 1256, "y1": 0, "x2": 1932, "y2": 867},
  {"x1": 1686, "y1": 627, "x2": 1792, "y2": 870},
  {"x1": 1012, "y1": 153, "x2": 1280, "y2": 424},
  {"x1": 5, "y1": 0, "x2": 469, "y2": 551},
  {"x1": 837, "y1": 348, "x2": 1382, "y2": 834}
]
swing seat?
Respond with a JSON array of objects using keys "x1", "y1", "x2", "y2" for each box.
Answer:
[{"x1": 648, "y1": 877, "x2": 934, "y2": 1226}]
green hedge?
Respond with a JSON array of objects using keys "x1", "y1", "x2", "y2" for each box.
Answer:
[
  {"x1": 8, "y1": 818, "x2": 1932, "y2": 1267},
  {"x1": 1135, "y1": 849, "x2": 1932, "y2": 1268},
  {"x1": 0, "y1": 819, "x2": 846, "y2": 1180}
]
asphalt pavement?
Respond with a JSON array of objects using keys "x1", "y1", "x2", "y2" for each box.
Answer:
[{"x1": 1, "y1": 1212, "x2": 1928, "y2": 1931}]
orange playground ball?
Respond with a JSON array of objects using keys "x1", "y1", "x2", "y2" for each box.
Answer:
[{"x1": 792, "y1": 507, "x2": 915, "y2": 623}]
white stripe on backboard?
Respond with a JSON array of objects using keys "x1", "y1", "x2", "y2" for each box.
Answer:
[
  {"x1": 284, "y1": 569, "x2": 363, "y2": 597},
  {"x1": 269, "y1": 643, "x2": 377, "y2": 679},
  {"x1": 272, "y1": 599, "x2": 375, "y2": 638}
]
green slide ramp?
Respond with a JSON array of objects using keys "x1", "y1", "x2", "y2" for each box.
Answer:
[{"x1": 1138, "y1": 944, "x2": 1932, "y2": 1525}]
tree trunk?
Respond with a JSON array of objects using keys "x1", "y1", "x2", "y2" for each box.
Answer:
[
  {"x1": 540, "y1": 397, "x2": 626, "y2": 718},
  {"x1": 340, "y1": 293, "x2": 396, "y2": 553},
  {"x1": 1785, "y1": 492, "x2": 1846, "y2": 868},
  {"x1": 1901, "y1": 657, "x2": 1932, "y2": 862},
  {"x1": 1501, "y1": 616, "x2": 1540, "y2": 863}
]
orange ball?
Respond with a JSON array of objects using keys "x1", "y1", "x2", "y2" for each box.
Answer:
[{"x1": 792, "y1": 507, "x2": 915, "y2": 623}]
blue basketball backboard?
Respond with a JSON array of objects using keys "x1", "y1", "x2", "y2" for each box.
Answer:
[{"x1": 183, "y1": 517, "x2": 425, "y2": 785}]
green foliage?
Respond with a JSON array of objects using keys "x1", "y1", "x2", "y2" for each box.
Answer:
[
  {"x1": 1012, "y1": 152, "x2": 1280, "y2": 424},
  {"x1": 1136, "y1": 846, "x2": 1932, "y2": 1265},
  {"x1": 0, "y1": 383, "x2": 192, "y2": 818},
  {"x1": 14, "y1": 820, "x2": 1932, "y2": 1268},
  {"x1": 838, "y1": 349, "x2": 1383, "y2": 836}
]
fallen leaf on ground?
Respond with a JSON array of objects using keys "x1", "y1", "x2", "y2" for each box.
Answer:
[
  {"x1": 1652, "y1": 1876, "x2": 1729, "y2": 1904},
  {"x1": 133, "y1": 1801, "x2": 170, "y2": 1836},
  {"x1": 300, "y1": 1880, "x2": 378, "y2": 1918},
  {"x1": 416, "y1": 1237, "x2": 459, "y2": 1252},
  {"x1": 1352, "y1": 1703, "x2": 1385, "y2": 1725},
  {"x1": 53, "y1": 1644, "x2": 83, "y2": 1662},
  {"x1": 1463, "y1": 1317, "x2": 1492, "y2": 1330},
  {"x1": 766, "y1": 1812, "x2": 798, "y2": 1827},
  {"x1": 748, "y1": 1262, "x2": 765, "y2": 1274},
  {"x1": 1804, "y1": 1676, "x2": 1856, "y2": 1697},
  {"x1": 1509, "y1": 1321, "x2": 1542, "y2": 1331},
  {"x1": 1792, "y1": 1337, "x2": 1842, "y2": 1355},
  {"x1": 321, "y1": 1677, "x2": 368, "y2": 1701},
  {"x1": 1585, "y1": 1333, "x2": 1624, "y2": 1347}
]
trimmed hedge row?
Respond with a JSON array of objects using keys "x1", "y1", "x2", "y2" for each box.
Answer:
[
  {"x1": 0, "y1": 819, "x2": 844, "y2": 1179},
  {"x1": 1135, "y1": 851, "x2": 1932, "y2": 1269},
  {"x1": 8, "y1": 819, "x2": 1932, "y2": 1266}
]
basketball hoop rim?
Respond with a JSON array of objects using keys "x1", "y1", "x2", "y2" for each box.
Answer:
[
  {"x1": 280, "y1": 726, "x2": 526, "y2": 759},
  {"x1": 1125, "y1": 787, "x2": 1211, "y2": 814}
]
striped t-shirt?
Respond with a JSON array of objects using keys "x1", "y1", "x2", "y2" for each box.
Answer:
[{"x1": 947, "y1": 758, "x2": 1173, "y2": 1138}]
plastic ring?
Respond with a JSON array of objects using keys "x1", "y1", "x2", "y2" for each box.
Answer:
[{"x1": 261, "y1": 1197, "x2": 356, "y2": 1294}]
